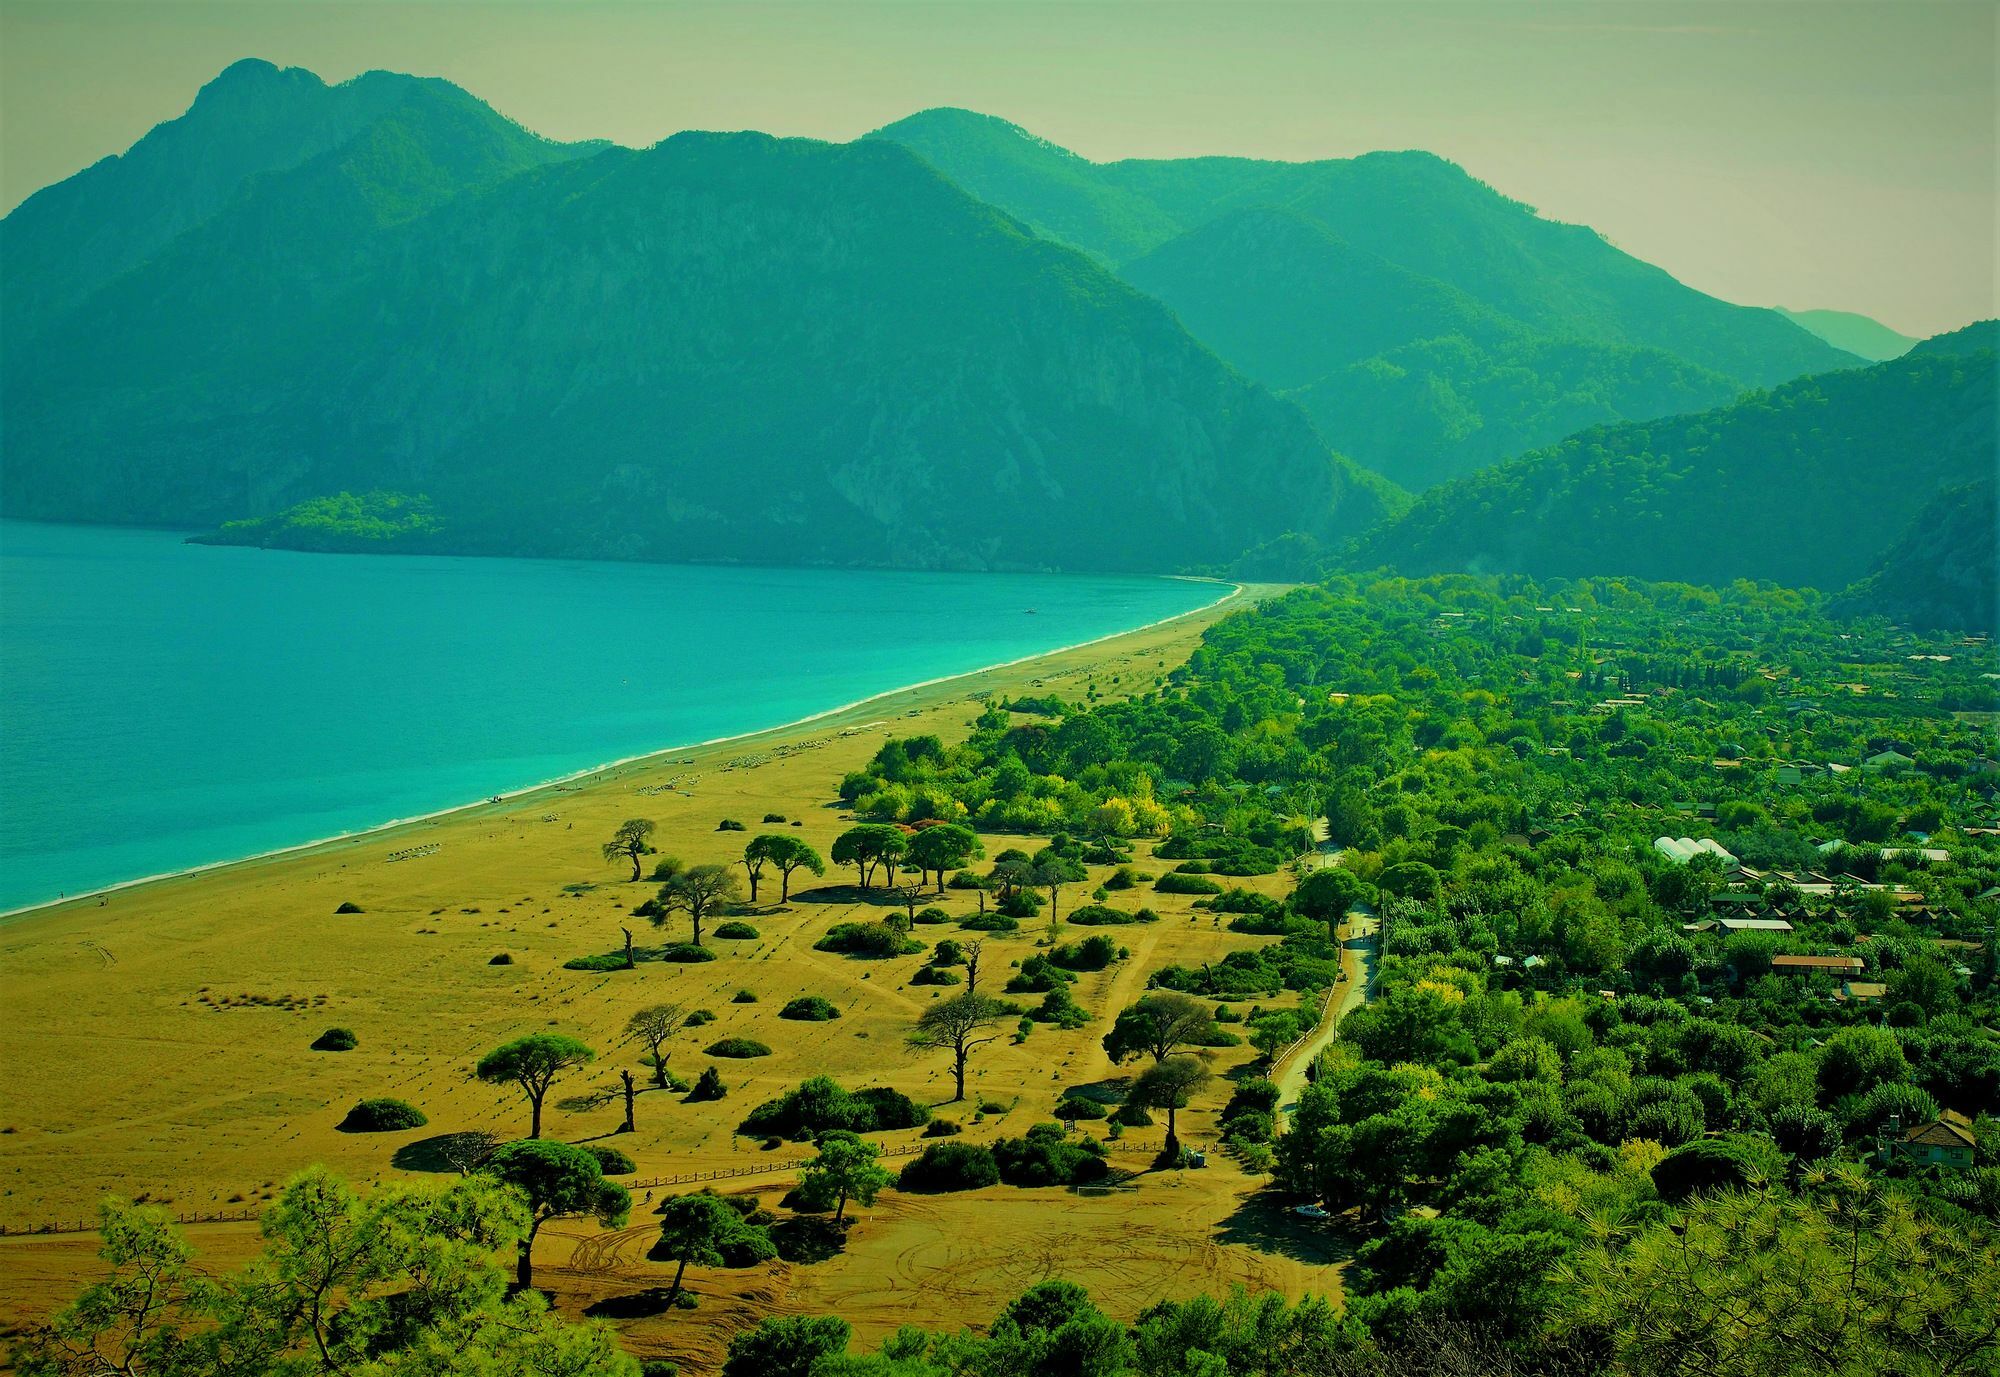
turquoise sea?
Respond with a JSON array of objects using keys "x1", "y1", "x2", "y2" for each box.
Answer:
[{"x1": 0, "y1": 522, "x2": 1225, "y2": 913}]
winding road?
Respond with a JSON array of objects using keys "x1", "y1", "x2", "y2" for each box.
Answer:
[{"x1": 1271, "y1": 908, "x2": 1378, "y2": 1113}]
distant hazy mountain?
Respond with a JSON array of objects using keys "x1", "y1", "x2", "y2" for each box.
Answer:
[
  {"x1": 1778, "y1": 307, "x2": 1918, "y2": 362},
  {"x1": 1832, "y1": 478, "x2": 1997, "y2": 633},
  {"x1": 869, "y1": 108, "x2": 1856, "y2": 490},
  {"x1": 2, "y1": 71, "x2": 1392, "y2": 573},
  {"x1": 1342, "y1": 333, "x2": 1997, "y2": 591},
  {"x1": 0, "y1": 59, "x2": 599, "y2": 345}
]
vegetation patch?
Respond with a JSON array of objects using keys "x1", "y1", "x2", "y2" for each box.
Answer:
[
  {"x1": 780, "y1": 996, "x2": 841, "y2": 1021},
  {"x1": 814, "y1": 921, "x2": 923, "y2": 958},
  {"x1": 705, "y1": 1038, "x2": 772, "y2": 1059},
  {"x1": 897, "y1": 1141, "x2": 1001, "y2": 1192},
  {"x1": 311, "y1": 1028, "x2": 357, "y2": 1052},
  {"x1": 337, "y1": 1099, "x2": 427, "y2": 1133}
]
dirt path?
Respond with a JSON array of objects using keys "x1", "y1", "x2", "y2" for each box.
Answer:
[{"x1": 1272, "y1": 911, "x2": 1378, "y2": 1111}]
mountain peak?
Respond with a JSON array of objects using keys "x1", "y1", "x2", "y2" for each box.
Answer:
[
  {"x1": 872, "y1": 108, "x2": 1083, "y2": 162},
  {"x1": 193, "y1": 57, "x2": 325, "y2": 105}
]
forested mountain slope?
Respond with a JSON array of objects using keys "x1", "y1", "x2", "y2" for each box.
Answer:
[
  {"x1": 870, "y1": 108, "x2": 1854, "y2": 490},
  {"x1": 1833, "y1": 478, "x2": 1998, "y2": 633},
  {"x1": 2, "y1": 85, "x2": 1392, "y2": 572},
  {"x1": 1342, "y1": 338, "x2": 1997, "y2": 591}
]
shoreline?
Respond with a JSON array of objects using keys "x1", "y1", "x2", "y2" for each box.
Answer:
[{"x1": 1, "y1": 578, "x2": 1250, "y2": 925}]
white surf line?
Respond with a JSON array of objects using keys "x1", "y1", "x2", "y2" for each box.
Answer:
[{"x1": 0, "y1": 579, "x2": 1246, "y2": 923}]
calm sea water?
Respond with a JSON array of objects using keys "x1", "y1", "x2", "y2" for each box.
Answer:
[{"x1": 0, "y1": 522, "x2": 1221, "y2": 913}]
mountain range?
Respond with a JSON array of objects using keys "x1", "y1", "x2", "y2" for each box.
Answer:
[
  {"x1": 0, "y1": 61, "x2": 1387, "y2": 572},
  {"x1": 868, "y1": 108, "x2": 1858, "y2": 489},
  {"x1": 1, "y1": 60, "x2": 1986, "y2": 621}
]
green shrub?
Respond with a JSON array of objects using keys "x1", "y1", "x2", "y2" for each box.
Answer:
[
  {"x1": 687, "y1": 1067, "x2": 727, "y2": 1101},
  {"x1": 1006, "y1": 954, "x2": 1073, "y2": 994},
  {"x1": 959, "y1": 913, "x2": 1020, "y2": 932},
  {"x1": 311, "y1": 1028, "x2": 357, "y2": 1052},
  {"x1": 1055, "y1": 1096, "x2": 1107, "y2": 1121},
  {"x1": 1155, "y1": 873, "x2": 1223, "y2": 896},
  {"x1": 338, "y1": 1099, "x2": 427, "y2": 1132},
  {"x1": 335, "y1": 902, "x2": 364, "y2": 914},
  {"x1": 910, "y1": 965, "x2": 962, "y2": 986},
  {"x1": 706, "y1": 1038, "x2": 772, "y2": 1058},
  {"x1": 1651, "y1": 1136, "x2": 1783, "y2": 1202},
  {"x1": 814, "y1": 922, "x2": 922, "y2": 959},
  {"x1": 1051, "y1": 935, "x2": 1119, "y2": 971},
  {"x1": 585, "y1": 1145, "x2": 637, "y2": 1175},
  {"x1": 715, "y1": 922, "x2": 761, "y2": 940},
  {"x1": 662, "y1": 944, "x2": 718, "y2": 963},
  {"x1": 780, "y1": 996, "x2": 841, "y2": 1021},
  {"x1": 739, "y1": 1076, "x2": 930, "y2": 1137},
  {"x1": 563, "y1": 952, "x2": 629, "y2": 972},
  {"x1": 718, "y1": 819, "x2": 747, "y2": 832},
  {"x1": 1066, "y1": 904, "x2": 1145, "y2": 926},
  {"x1": 923, "y1": 1118, "x2": 963, "y2": 1137},
  {"x1": 732, "y1": 989, "x2": 758, "y2": 1003},
  {"x1": 913, "y1": 907, "x2": 953, "y2": 925},
  {"x1": 992, "y1": 1123, "x2": 1109, "y2": 1187},
  {"x1": 488, "y1": 952, "x2": 514, "y2": 965},
  {"x1": 898, "y1": 1141, "x2": 1000, "y2": 1192},
  {"x1": 763, "y1": 813, "x2": 787, "y2": 823},
  {"x1": 686, "y1": 1009, "x2": 716, "y2": 1026},
  {"x1": 997, "y1": 889, "x2": 1042, "y2": 919}
]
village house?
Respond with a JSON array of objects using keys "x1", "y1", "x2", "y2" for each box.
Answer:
[
  {"x1": 1894, "y1": 1113, "x2": 1977, "y2": 1170},
  {"x1": 1771, "y1": 954, "x2": 1865, "y2": 975}
]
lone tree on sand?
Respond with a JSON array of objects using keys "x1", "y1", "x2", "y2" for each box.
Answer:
[
  {"x1": 1131, "y1": 1055, "x2": 1211, "y2": 1158},
  {"x1": 602, "y1": 819, "x2": 657, "y2": 881},
  {"x1": 476, "y1": 1034, "x2": 595, "y2": 1138},
  {"x1": 483, "y1": 1138, "x2": 629, "y2": 1289},
  {"x1": 910, "y1": 993, "x2": 1008, "y2": 1102},
  {"x1": 654, "y1": 863, "x2": 741, "y2": 946},
  {"x1": 1030, "y1": 852, "x2": 1088, "y2": 926},
  {"x1": 655, "y1": 1192, "x2": 768, "y2": 1311},
  {"x1": 1102, "y1": 992, "x2": 1219, "y2": 1065},
  {"x1": 744, "y1": 834, "x2": 825, "y2": 903},
  {"x1": 795, "y1": 1131, "x2": 892, "y2": 1224},
  {"x1": 624, "y1": 1003, "x2": 687, "y2": 1088}
]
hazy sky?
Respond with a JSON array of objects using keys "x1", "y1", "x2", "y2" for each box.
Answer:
[{"x1": 3, "y1": 1, "x2": 1992, "y2": 336}]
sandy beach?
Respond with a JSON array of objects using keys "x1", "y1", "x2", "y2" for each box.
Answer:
[{"x1": 0, "y1": 579, "x2": 1360, "y2": 1367}]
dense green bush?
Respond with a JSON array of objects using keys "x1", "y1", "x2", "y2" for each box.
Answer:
[
  {"x1": 585, "y1": 1145, "x2": 637, "y2": 1175},
  {"x1": 923, "y1": 1118, "x2": 963, "y2": 1138},
  {"x1": 739, "y1": 1076, "x2": 930, "y2": 1137},
  {"x1": 714, "y1": 921, "x2": 761, "y2": 940},
  {"x1": 910, "y1": 965, "x2": 962, "y2": 985},
  {"x1": 687, "y1": 1067, "x2": 727, "y2": 1101},
  {"x1": 898, "y1": 1141, "x2": 1001, "y2": 1192},
  {"x1": 706, "y1": 1038, "x2": 772, "y2": 1058},
  {"x1": 1154, "y1": 873, "x2": 1223, "y2": 896},
  {"x1": 992, "y1": 1123, "x2": 1109, "y2": 1187},
  {"x1": 959, "y1": 913, "x2": 1020, "y2": 932},
  {"x1": 311, "y1": 1028, "x2": 357, "y2": 1052},
  {"x1": 661, "y1": 944, "x2": 718, "y2": 963},
  {"x1": 814, "y1": 922, "x2": 922, "y2": 958},
  {"x1": 780, "y1": 996, "x2": 841, "y2": 1021},
  {"x1": 1051, "y1": 934, "x2": 1119, "y2": 971},
  {"x1": 337, "y1": 1099, "x2": 427, "y2": 1133}
]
